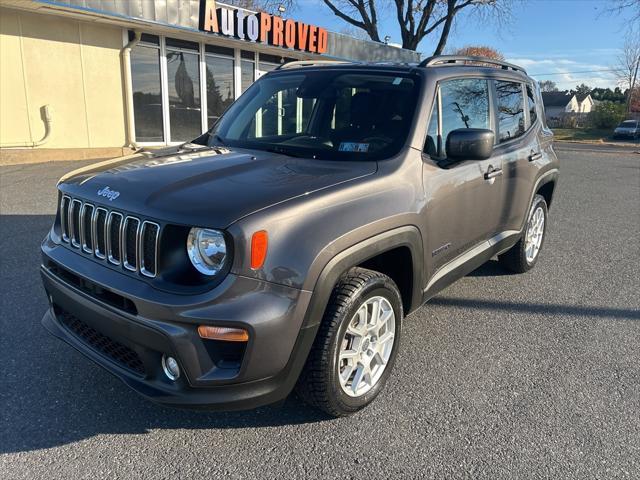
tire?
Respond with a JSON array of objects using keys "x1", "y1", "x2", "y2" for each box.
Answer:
[
  {"x1": 498, "y1": 194, "x2": 548, "y2": 273},
  {"x1": 296, "y1": 267, "x2": 403, "y2": 417}
]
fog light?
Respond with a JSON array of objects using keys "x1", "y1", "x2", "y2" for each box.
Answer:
[{"x1": 161, "y1": 354, "x2": 180, "y2": 381}]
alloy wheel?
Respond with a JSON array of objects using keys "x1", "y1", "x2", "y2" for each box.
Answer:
[
  {"x1": 337, "y1": 296, "x2": 396, "y2": 397},
  {"x1": 525, "y1": 206, "x2": 545, "y2": 263}
]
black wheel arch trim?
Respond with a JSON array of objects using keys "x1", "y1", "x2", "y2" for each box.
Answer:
[
  {"x1": 301, "y1": 225, "x2": 424, "y2": 329},
  {"x1": 520, "y1": 169, "x2": 558, "y2": 232}
]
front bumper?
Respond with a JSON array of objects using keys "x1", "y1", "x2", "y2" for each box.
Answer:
[{"x1": 40, "y1": 239, "x2": 317, "y2": 410}]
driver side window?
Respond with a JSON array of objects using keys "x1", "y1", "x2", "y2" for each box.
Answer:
[{"x1": 425, "y1": 78, "x2": 491, "y2": 158}]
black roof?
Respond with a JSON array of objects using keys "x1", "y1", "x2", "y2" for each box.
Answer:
[
  {"x1": 541, "y1": 91, "x2": 572, "y2": 107},
  {"x1": 274, "y1": 60, "x2": 532, "y2": 82}
]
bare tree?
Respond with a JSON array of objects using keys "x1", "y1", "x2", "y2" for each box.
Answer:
[
  {"x1": 538, "y1": 80, "x2": 558, "y2": 92},
  {"x1": 321, "y1": 0, "x2": 513, "y2": 52},
  {"x1": 606, "y1": 0, "x2": 640, "y2": 23},
  {"x1": 615, "y1": 31, "x2": 640, "y2": 112}
]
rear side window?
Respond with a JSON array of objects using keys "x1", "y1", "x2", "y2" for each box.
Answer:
[
  {"x1": 495, "y1": 81, "x2": 525, "y2": 142},
  {"x1": 526, "y1": 84, "x2": 537, "y2": 126}
]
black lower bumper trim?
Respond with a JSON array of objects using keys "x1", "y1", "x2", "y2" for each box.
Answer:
[
  {"x1": 57, "y1": 307, "x2": 145, "y2": 376},
  {"x1": 42, "y1": 308, "x2": 319, "y2": 410}
]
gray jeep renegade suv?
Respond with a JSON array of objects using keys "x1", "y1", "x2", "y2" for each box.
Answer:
[{"x1": 41, "y1": 56, "x2": 558, "y2": 416}]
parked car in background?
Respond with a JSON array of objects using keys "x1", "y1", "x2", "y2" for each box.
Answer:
[{"x1": 613, "y1": 120, "x2": 640, "y2": 139}]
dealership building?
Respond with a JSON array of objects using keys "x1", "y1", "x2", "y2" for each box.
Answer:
[{"x1": 0, "y1": 0, "x2": 419, "y2": 164}]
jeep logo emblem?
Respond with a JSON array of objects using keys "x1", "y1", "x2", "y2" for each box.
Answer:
[{"x1": 97, "y1": 186, "x2": 120, "y2": 201}]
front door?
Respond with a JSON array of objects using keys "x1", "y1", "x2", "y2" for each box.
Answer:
[{"x1": 422, "y1": 77, "x2": 504, "y2": 277}]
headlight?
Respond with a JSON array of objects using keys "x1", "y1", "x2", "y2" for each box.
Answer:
[{"x1": 186, "y1": 228, "x2": 227, "y2": 276}]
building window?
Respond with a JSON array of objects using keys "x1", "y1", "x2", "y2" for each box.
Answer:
[
  {"x1": 205, "y1": 53, "x2": 234, "y2": 128},
  {"x1": 240, "y1": 51, "x2": 255, "y2": 94},
  {"x1": 166, "y1": 39, "x2": 201, "y2": 141},
  {"x1": 205, "y1": 45, "x2": 234, "y2": 128},
  {"x1": 131, "y1": 40, "x2": 164, "y2": 142}
]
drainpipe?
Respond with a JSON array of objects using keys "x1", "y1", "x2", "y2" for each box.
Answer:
[
  {"x1": 0, "y1": 105, "x2": 52, "y2": 148},
  {"x1": 122, "y1": 30, "x2": 141, "y2": 150}
]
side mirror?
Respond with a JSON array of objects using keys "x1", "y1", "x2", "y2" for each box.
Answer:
[{"x1": 446, "y1": 128, "x2": 494, "y2": 161}]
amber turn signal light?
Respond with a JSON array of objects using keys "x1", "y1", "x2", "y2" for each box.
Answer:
[
  {"x1": 198, "y1": 325, "x2": 249, "y2": 342},
  {"x1": 251, "y1": 230, "x2": 268, "y2": 269}
]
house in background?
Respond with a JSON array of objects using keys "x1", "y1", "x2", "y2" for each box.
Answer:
[{"x1": 541, "y1": 91, "x2": 596, "y2": 126}]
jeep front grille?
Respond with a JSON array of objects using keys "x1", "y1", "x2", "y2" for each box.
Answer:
[{"x1": 59, "y1": 195, "x2": 160, "y2": 278}]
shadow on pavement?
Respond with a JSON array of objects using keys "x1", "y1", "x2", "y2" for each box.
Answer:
[
  {"x1": 467, "y1": 260, "x2": 517, "y2": 277},
  {"x1": 430, "y1": 297, "x2": 640, "y2": 320}
]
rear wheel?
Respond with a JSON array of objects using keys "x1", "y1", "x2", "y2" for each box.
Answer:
[
  {"x1": 296, "y1": 267, "x2": 402, "y2": 417},
  {"x1": 499, "y1": 194, "x2": 548, "y2": 273}
]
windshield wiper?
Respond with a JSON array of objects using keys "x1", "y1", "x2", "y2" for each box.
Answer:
[{"x1": 208, "y1": 133, "x2": 227, "y2": 146}]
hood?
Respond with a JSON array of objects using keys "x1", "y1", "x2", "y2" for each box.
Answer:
[{"x1": 58, "y1": 145, "x2": 377, "y2": 227}]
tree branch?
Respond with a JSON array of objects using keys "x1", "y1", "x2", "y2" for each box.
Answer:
[
  {"x1": 323, "y1": 0, "x2": 366, "y2": 30},
  {"x1": 433, "y1": 0, "x2": 457, "y2": 55}
]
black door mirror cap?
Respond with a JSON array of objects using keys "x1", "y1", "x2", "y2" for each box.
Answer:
[{"x1": 446, "y1": 128, "x2": 495, "y2": 162}]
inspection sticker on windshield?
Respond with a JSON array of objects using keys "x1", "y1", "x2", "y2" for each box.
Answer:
[{"x1": 339, "y1": 142, "x2": 369, "y2": 153}]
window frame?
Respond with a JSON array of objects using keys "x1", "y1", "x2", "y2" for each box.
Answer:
[
  {"x1": 129, "y1": 36, "x2": 165, "y2": 144},
  {"x1": 203, "y1": 50, "x2": 236, "y2": 129}
]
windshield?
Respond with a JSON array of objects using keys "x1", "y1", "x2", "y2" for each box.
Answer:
[
  {"x1": 205, "y1": 70, "x2": 419, "y2": 160},
  {"x1": 620, "y1": 120, "x2": 638, "y2": 127}
]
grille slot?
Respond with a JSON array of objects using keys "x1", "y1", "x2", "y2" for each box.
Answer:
[
  {"x1": 60, "y1": 196, "x2": 71, "y2": 242},
  {"x1": 140, "y1": 222, "x2": 160, "y2": 277},
  {"x1": 93, "y1": 208, "x2": 108, "y2": 259},
  {"x1": 123, "y1": 216, "x2": 140, "y2": 272},
  {"x1": 70, "y1": 199, "x2": 82, "y2": 247},
  {"x1": 107, "y1": 212, "x2": 123, "y2": 265},
  {"x1": 81, "y1": 203, "x2": 94, "y2": 253},
  {"x1": 57, "y1": 195, "x2": 160, "y2": 279},
  {"x1": 58, "y1": 308, "x2": 145, "y2": 376}
]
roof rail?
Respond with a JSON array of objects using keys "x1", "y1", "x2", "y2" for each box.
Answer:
[
  {"x1": 276, "y1": 60, "x2": 353, "y2": 70},
  {"x1": 418, "y1": 55, "x2": 527, "y2": 74}
]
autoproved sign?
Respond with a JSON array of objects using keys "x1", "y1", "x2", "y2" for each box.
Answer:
[{"x1": 199, "y1": 0, "x2": 328, "y2": 54}]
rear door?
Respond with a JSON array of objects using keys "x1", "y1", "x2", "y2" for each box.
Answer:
[
  {"x1": 491, "y1": 80, "x2": 540, "y2": 233},
  {"x1": 422, "y1": 77, "x2": 504, "y2": 273}
]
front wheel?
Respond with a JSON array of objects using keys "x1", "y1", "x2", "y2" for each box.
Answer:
[
  {"x1": 296, "y1": 268, "x2": 402, "y2": 417},
  {"x1": 499, "y1": 194, "x2": 548, "y2": 273}
]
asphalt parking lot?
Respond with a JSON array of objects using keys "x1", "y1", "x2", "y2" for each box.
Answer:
[{"x1": 1, "y1": 143, "x2": 639, "y2": 479}]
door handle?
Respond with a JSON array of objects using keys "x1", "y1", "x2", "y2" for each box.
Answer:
[
  {"x1": 484, "y1": 167, "x2": 503, "y2": 180},
  {"x1": 529, "y1": 152, "x2": 542, "y2": 162}
]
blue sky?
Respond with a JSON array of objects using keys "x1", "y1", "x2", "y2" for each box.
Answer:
[{"x1": 291, "y1": 0, "x2": 636, "y2": 90}]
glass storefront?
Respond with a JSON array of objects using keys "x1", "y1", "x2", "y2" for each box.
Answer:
[
  {"x1": 130, "y1": 38, "x2": 163, "y2": 142},
  {"x1": 129, "y1": 32, "x2": 296, "y2": 144},
  {"x1": 166, "y1": 38, "x2": 201, "y2": 141},
  {"x1": 240, "y1": 50, "x2": 255, "y2": 94},
  {"x1": 205, "y1": 46, "x2": 234, "y2": 128}
]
